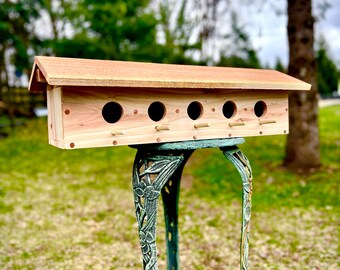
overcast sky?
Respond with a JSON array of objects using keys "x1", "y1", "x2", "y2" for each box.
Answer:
[
  {"x1": 35, "y1": 0, "x2": 339, "y2": 70},
  {"x1": 242, "y1": 1, "x2": 340, "y2": 68}
]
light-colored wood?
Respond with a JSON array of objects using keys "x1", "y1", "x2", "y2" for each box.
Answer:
[
  {"x1": 36, "y1": 69, "x2": 47, "y2": 83},
  {"x1": 229, "y1": 121, "x2": 246, "y2": 127},
  {"x1": 47, "y1": 86, "x2": 64, "y2": 147},
  {"x1": 194, "y1": 123, "x2": 210, "y2": 129},
  {"x1": 155, "y1": 125, "x2": 170, "y2": 131},
  {"x1": 29, "y1": 56, "x2": 311, "y2": 92},
  {"x1": 259, "y1": 119, "x2": 277, "y2": 125},
  {"x1": 26, "y1": 56, "x2": 309, "y2": 149},
  {"x1": 111, "y1": 130, "x2": 125, "y2": 136},
  {"x1": 29, "y1": 61, "x2": 47, "y2": 92},
  {"x1": 51, "y1": 86, "x2": 289, "y2": 149}
]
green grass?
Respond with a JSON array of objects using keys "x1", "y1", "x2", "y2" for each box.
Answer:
[
  {"x1": 189, "y1": 105, "x2": 340, "y2": 211},
  {"x1": 0, "y1": 106, "x2": 339, "y2": 269}
]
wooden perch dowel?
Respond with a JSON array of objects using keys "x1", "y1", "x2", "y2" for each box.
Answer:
[
  {"x1": 155, "y1": 125, "x2": 170, "y2": 131},
  {"x1": 229, "y1": 121, "x2": 246, "y2": 127},
  {"x1": 194, "y1": 123, "x2": 210, "y2": 129},
  {"x1": 26, "y1": 56, "x2": 306, "y2": 149},
  {"x1": 111, "y1": 130, "x2": 125, "y2": 136},
  {"x1": 259, "y1": 120, "x2": 277, "y2": 125}
]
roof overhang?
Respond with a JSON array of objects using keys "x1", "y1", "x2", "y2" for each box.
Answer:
[{"x1": 29, "y1": 56, "x2": 311, "y2": 92}]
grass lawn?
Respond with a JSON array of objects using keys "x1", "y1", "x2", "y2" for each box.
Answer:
[{"x1": 0, "y1": 106, "x2": 339, "y2": 269}]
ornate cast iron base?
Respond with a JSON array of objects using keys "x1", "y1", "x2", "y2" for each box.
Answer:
[{"x1": 131, "y1": 138, "x2": 252, "y2": 270}]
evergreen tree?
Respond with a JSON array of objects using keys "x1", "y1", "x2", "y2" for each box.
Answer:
[
  {"x1": 218, "y1": 12, "x2": 261, "y2": 68},
  {"x1": 274, "y1": 58, "x2": 286, "y2": 73},
  {"x1": 0, "y1": 0, "x2": 42, "y2": 90},
  {"x1": 316, "y1": 39, "x2": 338, "y2": 96},
  {"x1": 49, "y1": 0, "x2": 160, "y2": 62}
]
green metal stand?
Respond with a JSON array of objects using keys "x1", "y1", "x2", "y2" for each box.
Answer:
[{"x1": 131, "y1": 138, "x2": 252, "y2": 270}]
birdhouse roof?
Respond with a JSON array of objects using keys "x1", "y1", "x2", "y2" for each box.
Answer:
[{"x1": 29, "y1": 56, "x2": 310, "y2": 92}]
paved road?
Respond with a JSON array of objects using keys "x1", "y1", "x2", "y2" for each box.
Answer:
[{"x1": 319, "y1": 98, "x2": 340, "y2": 108}]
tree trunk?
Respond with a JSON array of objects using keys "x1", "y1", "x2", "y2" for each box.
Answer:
[{"x1": 284, "y1": 0, "x2": 320, "y2": 172}]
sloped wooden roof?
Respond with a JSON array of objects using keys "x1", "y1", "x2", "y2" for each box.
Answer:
[{"x1": 29, "y1": 56, "x2": 311, "y2": 92}]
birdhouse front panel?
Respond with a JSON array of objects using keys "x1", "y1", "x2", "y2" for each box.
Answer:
[{"x1": 29, "y1": 56, "x2": 310, "y2": 149}]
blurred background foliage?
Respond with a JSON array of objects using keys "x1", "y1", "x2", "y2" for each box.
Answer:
[
  {"x1": 0, "y1": 0, "x2": 339, "y2": 158},
  {"x1": 0, "y1": 1, "x2": 339, "y2": 267},
  {"x1": 1, "y1": 0, "x2": 337, "y2": 91},
  {"x1": 316, "y1": 37, "x2": 339, "y2": 96}
]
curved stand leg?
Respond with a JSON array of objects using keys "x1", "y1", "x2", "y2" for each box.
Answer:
[
  {"x1": 161, "y1": 150, "x2": 194, "y2": 270},
  {"x1": 220, "y1": 146, "x2": 253, "y2": 270},
  {"x1": 132, "y1": 149, "x2": 188, "y2": 270}
]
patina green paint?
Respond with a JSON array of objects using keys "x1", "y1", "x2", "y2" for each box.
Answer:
[
  {"x1": 131, "y1": 138, "x2": 252, "y2": 270},
  {"x1": 161, "y1": 151, "x2": 193, "y2": 270},
  {"x1": 131, "y1": 137, "x2": 245, "y2": 151},
  {"x1": 221, "y1": 146, "x2": 252, "y2": 270},
  {"x1": 132, "y1": 151, "x2": 185, "y2": 270}
]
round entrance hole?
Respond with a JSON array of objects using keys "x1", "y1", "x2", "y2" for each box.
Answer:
[
  {"x1": 102, "y1": 101, "x2": 123, "y2": 124},
  {"x1": 222, "y1": 101, "x2": 237, "y2": 119},
  {"x1": 187, "y1": 101, "x2": 203, "y2": 120},
  {"x1": 148, "y1": 101, "x2": 166, "y2": 122},
  {"x1": 254, "y1": 101, "x2": 267, "y2": 118}
]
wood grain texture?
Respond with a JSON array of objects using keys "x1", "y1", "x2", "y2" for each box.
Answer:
[
  {"x1": 28, "y1": 56, "x2": 311, "y2": 92},
  {"x1": 54, "y1": 86, "x2": 289, "y2": 149},
  {"x1": 47, "y1": 86, "x2": 64, "y2": 148}
]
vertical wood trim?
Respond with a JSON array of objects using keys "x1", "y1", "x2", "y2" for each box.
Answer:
[{"x1": 47, "y1": 86, "x2": 65, "y2": 148}]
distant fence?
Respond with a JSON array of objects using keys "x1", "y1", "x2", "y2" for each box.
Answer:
[
  {"x1": 1, "y1": 87, "x2": 46, "y2": 118},
  {"x1": 0, "y1": 87, "x2": 46, "y2": 135}
]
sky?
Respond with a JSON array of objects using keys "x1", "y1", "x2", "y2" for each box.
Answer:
[
  {"x1": 243, "y1": 1, "x2": 340, "y2": 68},
  {"x1": 11, "y1": 0, "x2": 340, "y2": 88},
  {"x1": 34, "y1": 0, "x2": 340, "y2": 70}
]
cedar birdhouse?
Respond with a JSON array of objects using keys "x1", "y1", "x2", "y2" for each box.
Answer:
[{"x1": 28, "y1": 56, "x2": 310, "y2": 149}]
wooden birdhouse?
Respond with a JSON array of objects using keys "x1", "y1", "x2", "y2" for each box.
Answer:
[{"x1": 28, "y1": 56, "x2": 310, "y2": 149}]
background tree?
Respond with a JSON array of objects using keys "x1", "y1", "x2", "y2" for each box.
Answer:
[
  {"x1": 0, "y1": 0, "x2": 41, "y2": 93},
  {"x1": 156, "y1": 0, "x2": 261, "y2": 67},
  {"x1": 284, "y1": 0, "x2": 320, "y2": 172},
  {"x1": 218, "y1": 11, "x2": 261, "y2": 68},
  {"x1": 0, "y1": 0, "x2": 43, "y2": 124},
  {"x1": 2, "y1": 0, "x2": 336, "y2": 173},
  {"x1": 274, "y1": 58, "x2": 286, "y2": 73},
  {"x1": 316, "y1": 38, "x2": 339, "y2": 96},
  {"x1": 153, "y1": 0, "x2": 203, "y2": 64},
  {"x1": 49, "y1": 0, "x2": 161, "y2": 62}
]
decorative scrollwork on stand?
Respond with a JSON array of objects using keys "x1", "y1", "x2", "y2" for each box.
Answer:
[
  {"x1": 131, "y1": 139, "x2": 252, "y2": 270},
  {"x1": 221, "y1": 146, "x2": 253, "y2": 270},
  {"x1": 132, "y1": 151, "x2": 184, "y2": 270}
]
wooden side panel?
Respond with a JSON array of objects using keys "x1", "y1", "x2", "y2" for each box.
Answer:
[
  {"x1": 47, "y1": 86, "x2": 65, "y2": 148},
  {"x1": 58, "y1": 86, "x2": 289, "y2": 149}
]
